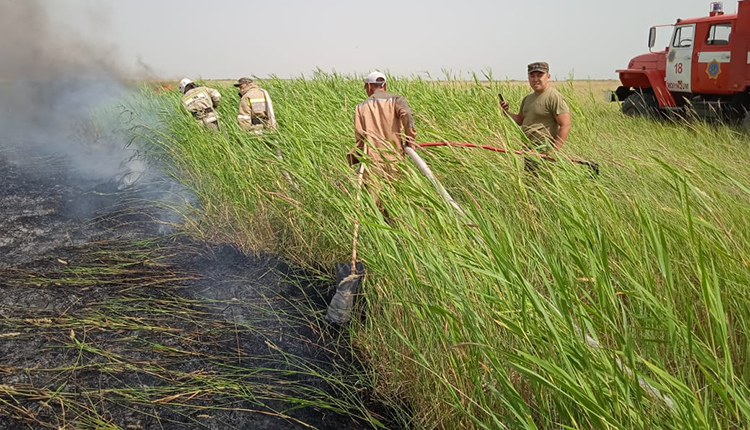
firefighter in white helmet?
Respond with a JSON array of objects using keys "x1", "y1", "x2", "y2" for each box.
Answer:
[
  {"x1": 179, "y1": 78, "x2": 222, "y2": 131},
  {"x1": 234, "y1": 77, "x2": 276, "y2": 133}
]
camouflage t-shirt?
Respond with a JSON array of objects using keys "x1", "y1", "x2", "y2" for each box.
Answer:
[{"x1": 519, "y1": 87, "x2": 569, "y2": 150}]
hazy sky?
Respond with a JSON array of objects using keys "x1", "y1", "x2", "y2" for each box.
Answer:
[{"x1": 38, "y1": 0, "x2": 725, "y2": 80}]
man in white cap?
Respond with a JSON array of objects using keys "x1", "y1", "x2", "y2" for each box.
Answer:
[
  {"x1": 500, "y1": 62, "x2": 571, "y2": 151},
  {"x1": 178, "y1": 78, "x2": 222, "y2": 131},
  {"x1": 348, "y1": 71, "x2": 417, "y2": 214},
  {"x1": 349, "y1": 71, "x2": 417, "y2": 171}
]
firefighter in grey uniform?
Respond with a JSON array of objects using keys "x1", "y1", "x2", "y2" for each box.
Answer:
[
  {"x1": 179, "y1": 78, "x2": 222, "y2": 131},
  {"x1": 234, "y1": 77, "x2": 276, "y2": 133}
]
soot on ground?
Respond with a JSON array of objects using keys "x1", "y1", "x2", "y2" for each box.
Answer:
[{"x1": 0, "y1": 142, "x2": 390, "y2": 429}]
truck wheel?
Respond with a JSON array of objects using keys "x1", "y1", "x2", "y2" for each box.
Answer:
[
  {"x1": 741, "y1": 110, "x2": 750, "y2": 131},
  {"x1": 622, "y1": 93, "x2": 658, "y2": 117}
]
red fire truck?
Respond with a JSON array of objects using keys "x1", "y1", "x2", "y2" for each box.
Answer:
[{"x1": 613, "y1": 1, "x2": 750, "y2": 124}]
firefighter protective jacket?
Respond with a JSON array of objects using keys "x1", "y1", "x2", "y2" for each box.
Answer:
[
  {"x1": 182, "y1": 86, "x2": 222, "y2": 126},
  {"x1": 237, "y1": 83, "x2": 277, "y2": 132}
]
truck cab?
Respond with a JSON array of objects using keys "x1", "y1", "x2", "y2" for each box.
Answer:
[{"x1": 614, "y1": 1, "x2": 750, "y2": 123}]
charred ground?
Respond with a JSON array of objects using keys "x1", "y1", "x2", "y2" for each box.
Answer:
[{"x1": 0, "y1": 142, "x2": 389, "y2": 429}]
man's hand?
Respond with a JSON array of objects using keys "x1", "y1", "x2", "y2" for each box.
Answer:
[
  {"x1": 501, "y1": 101, "x2": 524, "y2": 126},
  {"x1": 403, "y1": 127, "x2": 417, "y2": 148},
  {"x1": 347, "y1": 152, "x2": 359, "y2": 166},
  {"x1": 347, "y1": 144, "x2": 364, "y2": 166}
]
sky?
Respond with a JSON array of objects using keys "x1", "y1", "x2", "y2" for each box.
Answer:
[{"x1": 29, "y1": 0, "x2": 732, "y2": 81}]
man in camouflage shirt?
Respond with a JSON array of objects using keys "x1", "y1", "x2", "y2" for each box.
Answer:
[{"x1": 501, "y1": 62, "x2": 571, "y2": 152}]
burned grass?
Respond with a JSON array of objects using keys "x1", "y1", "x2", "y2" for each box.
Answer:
[
  {"x1": 0, "y1": 144, "x2": 392, "y2": 429},
  {"x1": 2, "y1": 241, "x2": 382, "y2": 429}
]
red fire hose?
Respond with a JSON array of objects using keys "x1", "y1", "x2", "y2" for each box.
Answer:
[{"x1": 417, "y1": 141, "x2": 599, "y2": 175}]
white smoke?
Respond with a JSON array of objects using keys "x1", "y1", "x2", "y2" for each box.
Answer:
[
  {"x1": 0, "y1": 0, "x2": 193, "y2": 230},
  {"x1": 0, "y1": 1, "x2": 136, "y2": 180}
]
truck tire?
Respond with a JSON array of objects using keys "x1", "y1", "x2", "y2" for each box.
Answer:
[
  {"x1": 741, "y1": 110, "x2": 750, "y2": 131},
  {"x1": 622, "y1": 93, "x2": 658, "y2": 117}
]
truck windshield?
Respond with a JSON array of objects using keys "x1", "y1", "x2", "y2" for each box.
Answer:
[
  {"x1": 672, "y1": 25, "x2": 694, "y2": 48},
  {"x1": 706, "y1": 23, "x2": 731, "y2": 45}
]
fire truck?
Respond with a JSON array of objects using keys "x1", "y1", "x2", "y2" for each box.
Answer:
[{"x1": 612, "y1": 1, "x2": 750, "y2": 124}]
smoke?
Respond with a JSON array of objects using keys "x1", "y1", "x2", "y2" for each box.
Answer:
[
  {"x1": 0, "y1": 0, "x2": 194, "y2": 231},
  {"x1": 0, "y1": 1, "x2": 130, "y2": 173}
]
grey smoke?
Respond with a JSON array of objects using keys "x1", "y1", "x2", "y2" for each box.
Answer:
[
  {"x1": 0, "y1": 1, "x2": 131, "y2": 177},
  {"x1": 0, "y1": 0, "x2": 195, "y2": 231}
]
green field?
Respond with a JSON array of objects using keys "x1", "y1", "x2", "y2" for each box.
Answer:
[{"x1": 126, "y1": 73, "x2": 750, "y2": 429}]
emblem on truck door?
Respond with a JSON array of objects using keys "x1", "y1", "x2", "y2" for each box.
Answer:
[{"x1": 706, "y1": 59, "x2": 721, "y2": 79}]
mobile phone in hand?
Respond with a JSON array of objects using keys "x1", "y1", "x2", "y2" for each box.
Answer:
[{"x1": 498, "y1": 93, "x2": 505, "y2": 102}]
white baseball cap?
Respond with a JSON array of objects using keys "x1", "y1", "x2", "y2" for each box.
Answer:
[{"x1": 364, "y1": 71, "x2": 386, "y2": 84}]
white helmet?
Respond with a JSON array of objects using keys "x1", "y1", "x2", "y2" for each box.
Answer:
[{"x1": 178, "y1": 78, "x2": 193, "y2": 93}]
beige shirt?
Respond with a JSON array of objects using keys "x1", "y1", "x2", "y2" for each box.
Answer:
[
  {"x1": 182, "y1": 86, "x2": 221, "y2": 123},
  {"x1": 520, "y1": 87, "x2": 569, "y2": 147},
  {"x1": 353, "y1": 89, "x2": 415, "y2": 167},
  {"x1": 237, "y1": 83, "x2": 276, "y2": 132}
]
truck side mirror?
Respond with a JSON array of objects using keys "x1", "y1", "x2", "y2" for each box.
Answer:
[{"x1": 648, "y1": 27, "x2": 657, "y2": 49}]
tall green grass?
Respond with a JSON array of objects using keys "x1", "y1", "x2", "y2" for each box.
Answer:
[{"x1": 123, "y1": 73, "x2": 750, "y2": 429}]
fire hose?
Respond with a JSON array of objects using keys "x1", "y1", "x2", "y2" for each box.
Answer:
[{"x1": 417, "y1": 141, "x2": 599, "y2": 175}]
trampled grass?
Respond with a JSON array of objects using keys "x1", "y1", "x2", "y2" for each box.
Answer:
[{"x1": 124, "y1": 72, "x2": 750, "y2": 429}]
